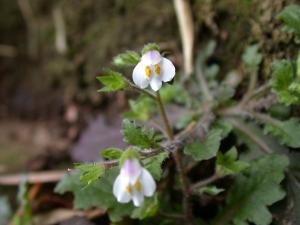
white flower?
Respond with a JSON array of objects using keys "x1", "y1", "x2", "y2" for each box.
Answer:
[
  {"x1": 113, "y1": 158, "x2": 156, "y2": 207},
  {"x1": 132, "y1": 50, "x2": 176, "y2": 91}
]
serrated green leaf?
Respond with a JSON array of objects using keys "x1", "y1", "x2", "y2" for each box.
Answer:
[
  {"x1": 97, "y1": 70, "x2": 128, "y2": 92},
  {"x1": 123, "y1": 95, "x2": 156, "y2": 121},
  {"x1": 101, "y1": 148, "x2": 123, "y2": 160},
  {"x1": 143, "y1": 152, "x2": 169, "y2": 180},
  {"x1": 113, "y1": 50, "x2": 140, "y2": 67},
  {"x1": 184, "y1": 129, "x2": 222, "y2": 161},
  {"x1": 277, "y1": 4, "x2": 300, "y2": 42},
  {"x1": 214, "y1": 154, "x2": 289, "y2": 225},
  {"x1": 0, "y1": 196, "x2": 11, "y2": 225},
  {"x1": 213, "y1": 119, "x2": 233, "y2": 139},
  {"x1": 216, "y1": 147, "x2": 249, "y2": 176},
  {"x1": 264, "y1": 118, "x2": 300, "y2": 148},
  {"x1": 55, "y1": 168, "x2": 134, "y2": 222},
  {"x1": 131, "y1": 194, "x2": 159, "y2": 219},
  {"x1": 271, "y1": 59, "x2": 300, "y2": 105},
  {"x1": 199, "y1": 186, "x2": 224, "y2": 196},
  {"x1": 141, "y1": 43, "x2": 160, "y2": 55},
  {"x1": 122, "y1": 119, "x2": 160, "y2": 149},
  {"x1": 75, "y1": 163, "x2": 105, "y2": 186},
  {"x1": 242, "y1": 44, "x2": 262, "y2": 73}
]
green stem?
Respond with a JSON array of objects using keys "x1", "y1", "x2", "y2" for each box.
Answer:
[
  {"x1": 156, "y1": 91, "x2": 174, "y2": 140},
  {"x1": 156, "y1": 90, "x2": 194, "y2": 225}
]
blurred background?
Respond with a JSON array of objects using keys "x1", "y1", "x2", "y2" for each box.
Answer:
[
  {"x1": 0, "y1": 0, "x2": 298, "y2": 224},
  {"x1": 0, "y1": 0, "x2": 179, "y2": 173}
]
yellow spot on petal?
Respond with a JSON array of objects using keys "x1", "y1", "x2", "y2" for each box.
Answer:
[
  {"x1": 154, "y1": 64, "x2": 160, "y2": 75},
  {"x1": 145, "y1": 66, "x2": 151, "y2": 78},
  {"x1": 126, "y1": 185, "x2": 132, "y2": 193},
  {"x1": 134, "y1": 180, "x2": 142, "y2": 192}
]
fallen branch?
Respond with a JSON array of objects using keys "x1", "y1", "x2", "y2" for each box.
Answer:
[{"x1": 0, "y1": 170, "x2": 66, "y2": 186}]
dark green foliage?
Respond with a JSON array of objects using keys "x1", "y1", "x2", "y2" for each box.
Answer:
[
  {"x1": 271, "y1": 59, "x2": 300, "y2": 105},
  {"x1": 122, "y1": 119, "x2": 160, "y2": 149},
  {"x1": 184, "y1": 129, "x2": 222, "y2": 161},
  {"x1": 264, "y1": 118, "x2": 300, "y2": 148},
  {"x1": 277, "y1": 4, "x2": 300, "y2": 42},
  {"x1": 216, "y1": 147, "x2": 249, "y2": 176},
  {"x1": 215, "y1": 154, "x2": 289, "y2": 225},
  {"x1": 143, "y1": 152, "x2": 169, "y2": 180}
]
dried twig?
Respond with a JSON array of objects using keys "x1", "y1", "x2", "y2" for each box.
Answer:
[
  {"x1": 174, "y1": 0, "x2": 194, "y2": 77},
  {"x1": 53, "y1": 7, "x2": 68, "y2": 55},
  {"x1": 0, "y1": 170, "x2": 66, "y2": 186}
]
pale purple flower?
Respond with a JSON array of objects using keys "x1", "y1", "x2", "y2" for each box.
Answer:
[
  {"x1": 113, "y1": 158, "x2": 156, "y2": 207},
  {"x1": 132, "y1": 50, "x2": 176, "y2": 91}
]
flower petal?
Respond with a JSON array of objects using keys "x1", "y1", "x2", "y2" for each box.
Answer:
[
  {"x1": 121, "y1": 159, "x2": 142, "y2": 185},
  {"x1": 150, "y1": 76, "x2": 162, "y2": 91},
  {"x1": 141, "y1": 50, "x2": 162, "y2": 65},
  {"x1": 140, "y1": 169, "x2": 156, "y2": 197},
  {"x1": 113, "y1": 175, "x2": 131, "y2": 203},
  {"x1": 133, "y1": 62, "x2": 150, "y2": 89},
  {"x1": 131, "y1": 189, "x2": 144, "y2": 207},
  {"x1": 160, "y1": 58, "x2": 176, "y2": 82}
]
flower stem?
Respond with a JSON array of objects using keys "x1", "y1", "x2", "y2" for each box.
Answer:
[
  {"x1": 156, "y1": 90, "x2": 194, "y2": 225},
  {"x1": 156, "y1": 91, "x2": 174, "y2": 140}
]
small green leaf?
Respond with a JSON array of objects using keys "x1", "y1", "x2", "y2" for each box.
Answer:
[
  {"x1": 143, "y1": 152, "x2": 169, "y2": 180},
  {"x1": 277, "y1": 4, "x2": 300, "y2": 42},
  {"x1": 123, "y1": 95, "x2": 156, "y2": 121},
  {"x1": 131, "y1": 194, "x2": 159, "y2": 219},
  {"x1": 141, "y1": 43, "x2": 160, "y2": 55},
  {"x1": 213, "y1": 119, "x2": 233, "y2": 139},
  {"x1": 264, "y1": 118, "x2": 300, "y2": 148},
  {"x1": 97, "y1": 70, "x2": 128, "y2": 92},
  {"x1": 100, "y1": 148, "x2": 123, "y2": 160},
  {"x1": 242, "y1": 44, "x2": 262, "y2": 73},
  {"x1": 271, "y1": 59, "x2": 300, "y2": 105},
  {"x1": 199, "y1": 186, "x2": 224, "y2": 196},
  {"x1": 113, "y1": 50, "x2": 140, "y2": 67},
  {"x1": 184, "y1": 129, "x2": 222, "y2": 161},
  {"x1": 75, "y1": 163, "x2": 105, "y2": 186},
  {"x1": 122, "y1": 119, "x2": 160, "y2": 149},
  {"x1": 216, "y1": 147, "x2": 249, "y2": 176}
]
